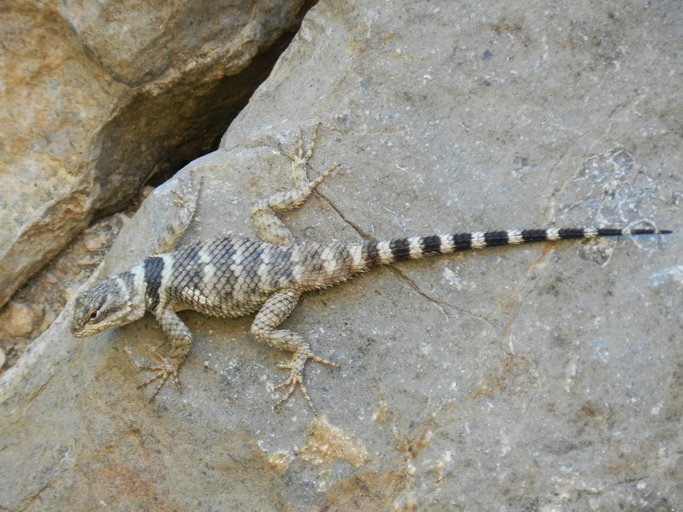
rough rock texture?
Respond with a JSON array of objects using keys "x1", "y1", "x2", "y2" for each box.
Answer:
[
  {"x1": 1, "y1": 0, "x2": 681, "y2": 510},
  {"x1": 0, "y1": 214, "x2": 126, "y2": 370},
  {"x1": 0, "y1": 0, "x2": 311, "y2": 308}
]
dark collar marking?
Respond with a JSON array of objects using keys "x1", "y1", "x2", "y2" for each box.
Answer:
[{"x1": 144, "y1": 256, "x2": 165, "y2": 311}]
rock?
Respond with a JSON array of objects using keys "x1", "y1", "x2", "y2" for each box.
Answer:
[
  {"x1": 0, "y1": 0, "x2": 311, "y2": 308},
  {"x1": 0, "y1": 214, "x2": 124, "y2": 366},
  {"x1": 0, "y1": 302, "x2": 36, "y2": 338},
  {"x1": 0, "y1": 0, "x2": 680, "y2": 510}
]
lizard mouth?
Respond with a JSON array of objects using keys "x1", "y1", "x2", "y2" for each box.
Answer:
[{"x1": 71, "y1": 321, "x2": 96, "y2": 337}]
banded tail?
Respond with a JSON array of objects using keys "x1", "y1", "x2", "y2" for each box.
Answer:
[
  {"x1": 298, "y1": 227, "x2": 670, "y2": 290},
  {"x1": 361, "y1": 227, "x2": 671, "y2": 267}
]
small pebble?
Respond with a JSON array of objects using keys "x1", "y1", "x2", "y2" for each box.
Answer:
[{"x1": 0, "y1": 302, "x2": 36, "y2": 337}]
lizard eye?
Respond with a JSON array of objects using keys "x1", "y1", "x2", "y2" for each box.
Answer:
[{"x1": 89, "y1": 310, "x2": 100, "y2": 321}]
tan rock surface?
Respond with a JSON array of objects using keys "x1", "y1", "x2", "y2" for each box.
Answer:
[{"x1": 0, "y1": 0, "x2": 310, "y2": 307}]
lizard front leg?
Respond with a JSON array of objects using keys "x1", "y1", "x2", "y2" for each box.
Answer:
[
  {"x1": 153, "y1": 172, "x2": 203, "y2": 254},
  {"x1": 251, "y1": 124, "x2": 337, "y2": 246},
  {"x1": 138, "y1": 309, "x2": 193, "y2": 400},
  {"x1": 250, "y1": 289, "x2": 339, "y2": 412}
]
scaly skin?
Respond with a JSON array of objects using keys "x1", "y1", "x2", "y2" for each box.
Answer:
[{"x1": 71, "y1": 125, "x2": 671, "y2": 413}]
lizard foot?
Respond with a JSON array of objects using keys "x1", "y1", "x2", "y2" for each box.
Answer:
[
  {"x1": 285, "y1": 123, "x2": 320, "y2": 170},
  {"x1": 138, "y1": 349, "x2": 182, "y2": 401},
  {"x1": 273, "y1": 351, "x2": 339, "y2": 413},
  {"x1": 283, "y1": 123, "x2": 338, "y2": 190}
]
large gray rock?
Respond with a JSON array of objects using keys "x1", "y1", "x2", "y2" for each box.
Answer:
[
  {"x1": 0, "y1": 0, "x2": 309, "y2": 308},
  {"x1": 1, "y1": 0, "x2": 681, "y2": 510}
]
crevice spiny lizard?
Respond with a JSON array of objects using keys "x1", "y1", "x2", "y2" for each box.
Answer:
[{"x1": 71, "y1": 124, "x2": 671, "y2": 413}]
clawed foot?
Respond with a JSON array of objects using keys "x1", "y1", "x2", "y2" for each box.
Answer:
[
  {"x1": 286, "y1": 123, "x2": 320, "y2": 173},
  {"x1": 283, "y1": 123, "x2": 339, "y2": 190},
  {"x1": 273, "y1": 352, "x2": 340, "y2": 413},
  {"x1": 153, "y1": 173, "x2": 203, "y2": 254},
  {"x1": 138, "y1": 348, "x2": 182, "y2": 401},
  {"x1": 171, "y1": 173, "x2": 202, "y2": 208}
]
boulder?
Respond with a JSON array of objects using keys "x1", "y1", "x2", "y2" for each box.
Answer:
[
  {"x1": 1, "y1": 0, "x2": 680, "y2": 510},
  {"x1": 0, "y1": 0, "x2": 311, "y2": 307}
]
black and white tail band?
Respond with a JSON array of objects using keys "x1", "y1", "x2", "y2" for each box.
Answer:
[{"x1": 365, "y1": 227, "x2": 671, "y2": 265}]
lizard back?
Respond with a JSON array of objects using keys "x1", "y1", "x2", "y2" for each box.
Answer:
[{"x1": 153, "y1": 227, "x2": 671, "y2": 321}]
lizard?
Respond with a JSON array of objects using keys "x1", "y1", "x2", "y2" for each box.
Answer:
[{"x1": 71, "y1": 124, "x2": 671, "y2": 412}]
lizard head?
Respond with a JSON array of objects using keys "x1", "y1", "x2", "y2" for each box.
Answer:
[{"x1": 71, "y1": 272, "x2": 146, "y2": 337}]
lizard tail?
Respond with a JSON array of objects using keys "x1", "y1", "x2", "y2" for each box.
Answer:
[
  {"x1": 297, "y1": 227, "x2": 670, "y2": 290},
  {"x1": 362, "y1": 227, "x2": 671, "y2": 267}
]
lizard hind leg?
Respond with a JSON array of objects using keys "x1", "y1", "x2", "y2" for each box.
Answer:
[
  {"x1": 251, "y1": 124, "x2": 338, "y2": 246},
  {"x1": 250, "y1": 289, "x2": 339, "y2": 413}
]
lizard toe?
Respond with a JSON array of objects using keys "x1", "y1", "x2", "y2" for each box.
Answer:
[{"x1": 138, "y1": 354, "x2": 181, "y2": 400}]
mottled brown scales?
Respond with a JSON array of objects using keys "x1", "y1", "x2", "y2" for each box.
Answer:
[{"x1": 70, "y1": 125, "x2": 671, "y2": 413}]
